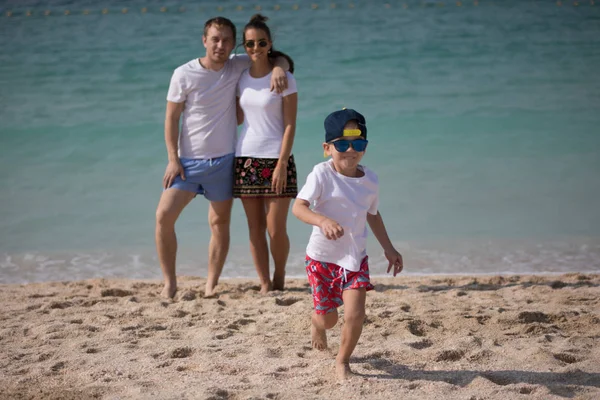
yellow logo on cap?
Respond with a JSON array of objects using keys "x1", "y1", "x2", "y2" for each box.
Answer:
[{"x1": 342, "y1": 129, "x2": 362, "y2": 137}]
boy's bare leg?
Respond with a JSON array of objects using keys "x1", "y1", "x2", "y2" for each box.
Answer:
[
  {"x1": 242, "y1": 198, "x2": 271, "y2": 294},
  {"x1": 266, "y1": 198, "x2": 292, "y2": 291},
  {"x1": 155, "y1": 188, "x2": 195, "y2": 298},
  {"x1": 205, "y1": 199, "x2": 233, "y2": 297},
  {"x1": 311, "y1": 310, "x2": 338, "y2": 350},
  {"x1": 336, "y1": 288, "x2": 367, "y2": 381}
]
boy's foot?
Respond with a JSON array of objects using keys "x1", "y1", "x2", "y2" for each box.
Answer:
[
  {"x1": 311, "y1": 325, "x2": 328, "y2": 350},
  {"x1": 160, "y1": 284, "x2": 177, "y2": 299},
  {"x1": 335, "y1": 362, "x2": 355, "y2": 382}
]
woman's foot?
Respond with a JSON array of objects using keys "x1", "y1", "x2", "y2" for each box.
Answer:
[
  {"x1": 272, "y1": 269, "x2": 285, "y2": 291},
  {"x1": 260, "y1": 281, "x2": 273, "y2": 295},
  {"x1": 311, "y1": 324, "x2": 328, "y2": 350},
  {"x1": 204, "y1": 282, "x2": 218, "y2": 298},
  {"x1": 160, "y1": 283, "x2": 177, "y2": 299}
]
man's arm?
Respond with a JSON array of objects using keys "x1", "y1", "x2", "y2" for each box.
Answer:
[
  {"x1": 270, "y1": 51, "x2": 294, "y2": 93},
  {"x1": 162, "y1": 101, "x2": 185, "y2": 189}
]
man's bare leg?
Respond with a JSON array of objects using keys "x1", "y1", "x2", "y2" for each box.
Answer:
[
  {"x1": 155, "y1": 188, "x2": 195, "y2": 298},
  {"x1": 266, "y1": 198, "x2": 292, "y2": 291},
  {"x1": 204, "y1": 199, "x2": 233, "y2": 297},
  {"x1": 336, "y1": 288, "x2": 366, "y2": 381},
  {"x1": 241, "y1": 198, "x2": 271, "y2": 294},
  {"x1": 311, "y1": 310, "x2": 338, "y2": 350}
]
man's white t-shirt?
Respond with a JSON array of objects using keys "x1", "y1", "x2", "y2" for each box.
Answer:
[
  {"x1": 297, "y1": 160, "x2": 379, "y2": 271},
  {"x1": 236, "y1": 70, "x2": 297, "y2": 158},
  {"x1": 166, "y1": 55, "x2": 250, "y2": 159}
]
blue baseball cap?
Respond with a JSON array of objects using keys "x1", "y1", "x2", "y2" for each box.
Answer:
[{"x1": 324, "y1": 108, "x2": 367, "y2": 143}]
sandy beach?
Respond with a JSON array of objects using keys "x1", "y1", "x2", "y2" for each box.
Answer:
[{"x1": 1, "y1": 273, "x2": 599, "y2": 400}]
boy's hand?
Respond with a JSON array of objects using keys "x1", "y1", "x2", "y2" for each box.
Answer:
[
  {"x1": 319, "y1": 218, "x2": 344, "y2": 240},
  {"x1": 385, "y1": 249, "x2": 403, "y2": 277}
]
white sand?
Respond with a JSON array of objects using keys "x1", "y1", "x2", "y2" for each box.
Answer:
[{"x1": 1, "y1": 273, "x2": 599, "y2": 399}]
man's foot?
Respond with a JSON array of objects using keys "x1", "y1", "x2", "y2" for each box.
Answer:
[
  {"x1": 272, "y1": 270, "x2": 285, "y2": 291},
  {"x1": 335, "y1": 362, "x2": 355, "y2": 382},
  {"x1": 311, "y1": 324, "x2": 328, "y2": 350},
  {"x1": 160, "y1": 284, "x2": 177, "y2": 299}
]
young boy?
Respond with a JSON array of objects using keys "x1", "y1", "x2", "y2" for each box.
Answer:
[{"x1": 292, "y1": 108, "x2": 404, "y2": 381}]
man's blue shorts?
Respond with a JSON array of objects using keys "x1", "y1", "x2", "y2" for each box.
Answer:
[{"x1": 168, "y1": 153, "x2": 235, "y2": 202}]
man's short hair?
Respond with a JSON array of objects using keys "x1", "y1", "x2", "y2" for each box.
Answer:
[{"x1": 203, "y1": 17, "x2": 236, "y2": 41}]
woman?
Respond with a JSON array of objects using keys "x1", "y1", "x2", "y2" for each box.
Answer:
[{"x1": 234, "y1": 14, "x2": 298, "y2": 294}]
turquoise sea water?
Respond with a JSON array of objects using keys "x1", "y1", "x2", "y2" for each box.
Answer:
[{"x1": 1, "y1": 0, "x2": 600, "y2": 283}]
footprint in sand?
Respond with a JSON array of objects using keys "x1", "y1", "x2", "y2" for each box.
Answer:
[
  {"x1": 205, "y1": 388, "x2": 231, "y2": 400},
  {"x1": 170, "y1": 347, "x2": 193, "y2": 358},
  {"x1": 407, "y1": 320, "x2": 426, "y2": 336},
  {"x1": 171, "y1": 310, "x2": 188, "y2": 318},
  {"x1": 435, "y1": 349, "x2": 465, "y2": 362},
  {"x1": 275, "y1": 297, "x2": 301, "y2": 306},
  {"x1": 264, "y1": 347, "x2": 283, "y2": 358},
  {"x1": 214, "y1": 331, "x2": 234, "y2": 340},
  {"x1": 553, "y1": 352, "x2": 580, "y2": 364},
  {"x1": 100, "y1": 288, "x2": 133, "y2": 297},
  {"x1": 518, "y1": 311, "x2": 551, "y2": 324},
  {"x1": 407, "y1": 338, "x2": 433, "y2": 349},
  {"x1": 178, "y1": 291, "x2": 196, "y2": 301},
  {"x1": 46, "y1": 301, "x2": 73, "y2": 310}
]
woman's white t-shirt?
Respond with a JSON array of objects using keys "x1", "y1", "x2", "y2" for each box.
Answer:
[
  {"x1": 236, "y1": 70, "x2": 297, "y2": 158},
  {"x1": 296, "y1": 160, "x2": 379, "y2": 271}
]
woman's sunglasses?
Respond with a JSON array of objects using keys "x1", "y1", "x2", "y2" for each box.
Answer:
[
  {"x1": 244, "y1": 40, "x2": 268, "y2": 49},
  {"x1": 330, "y1": 139, "x2": 368, "y2": 153}
]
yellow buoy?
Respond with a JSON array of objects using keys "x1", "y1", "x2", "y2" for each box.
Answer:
[
  {"x1": 385, "y1": 3, "x2": 391, "y2": 8},
  {"x1": 311, "y1": 3, "x2": 318, "y2": 9},
  {"x1": 160, "y1": 7, "x2": 167, "y2": 12},
  {"x1": 236, "y1": 5, "x2": 243, "y2": 11},
  {"x1": 6, "y1": 10, "x2": 12, "y2": 17},
  {"x1": 331, "y1": 3, "x2": 336, "y2": 8},
  {"x1": 217, "y1": 6, "x2": 223, "y2": 11},
  {"x1": 292, "y1": 4, "x2": 299, "y2": 10},
  {"x1": 255, "y1": 5, "x2": 262, "y2": 11},
  {"x1": 122, "y1": 8, "x2": 128, "y2": 14},
  {"x1": 83, "y1": 9, "x2": 90, "y2": 15},
  {"x1": 141, "y1": 7, "x2": 147, "y2": 13},
  {"x1": 274, "y1": 4, "x2": 281, "y2": 10},
  {"x1": 102, "y1": 8, "x2": 108, "y2": 14},
  {"x1": 64, "y1": 10, "x2": 70, "y2": 15},
  {"x1": 349, "y1": 2, "x2": 355, "y2": 8},
  {"x1": 457, "y1": 1, "x2": 462, "y2": 5},
  {"x1": 26, "y1": 10, "x2": 32, "y2": 16},
  {"x1": 44, "y1": 10, "x2": 51, "y2": 16},
  {"x1": 179, "y1": 7, "x2": 185, "y2": 12}
]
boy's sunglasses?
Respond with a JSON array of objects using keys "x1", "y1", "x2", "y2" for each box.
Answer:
[
  {"x1": 244, "y1": 40, "x2": 268, "y2": 49},
  {"x1": 330, "y1": 139, "x2": 368, "y2": 152}
]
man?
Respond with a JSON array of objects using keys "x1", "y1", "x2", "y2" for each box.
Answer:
[{"x1": 156, "y1": 17, "x2": 289, "y2": 298}]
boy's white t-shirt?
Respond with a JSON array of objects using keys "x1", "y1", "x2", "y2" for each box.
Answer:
[
  {"x1": 296, "y1": 160, "x2": 379, "y2": 271},
  {"x1": 166, "y1": 54, "x2": 250, "y2": 159},
  {"x1": 236, "y1": 70, "x2": 297, "y2": 158}
]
